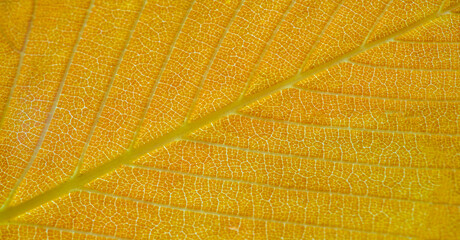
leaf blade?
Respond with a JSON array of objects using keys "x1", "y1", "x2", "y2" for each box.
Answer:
[{"x1": 1, "y1": 0, "x2": 459, "y2": 238}]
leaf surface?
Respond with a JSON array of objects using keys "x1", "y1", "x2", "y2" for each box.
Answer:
[{"x1": 0, "y1": 0, "x2": 459, "y2": 239}]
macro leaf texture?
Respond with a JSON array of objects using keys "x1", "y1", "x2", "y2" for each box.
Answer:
[{"x1": 0, "y1": 0, "x2": 459, "y2": 239}]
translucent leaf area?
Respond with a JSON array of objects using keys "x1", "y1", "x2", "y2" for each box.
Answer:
[{"x1": 0, "y1": 0, "x2": 459, "y2": 239}]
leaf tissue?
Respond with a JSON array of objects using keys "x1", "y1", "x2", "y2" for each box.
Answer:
[{"x1": 0, "y1": 0, "x2": 459, "y2": 239}]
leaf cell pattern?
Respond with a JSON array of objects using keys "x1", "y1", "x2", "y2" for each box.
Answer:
[{"x1": 0, "y1": 0, "x2": 459, "y2": 239}]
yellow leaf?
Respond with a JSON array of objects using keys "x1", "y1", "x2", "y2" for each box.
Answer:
[{"x1": 1, "y1": 0, "x2": 459, "y2": 239}]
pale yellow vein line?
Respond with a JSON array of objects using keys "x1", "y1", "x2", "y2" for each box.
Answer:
[
  {"x1": 348, "y1": 60, "x2": 460, "y2": 71},
  {"x1": 0, "y1": 0, "x2": 95, "y2": 210},
  {"x1": 125, "y1": 164, "x2": 459, "y2": 207},
  {"x1": 1, "y1": 222, "x2": 129, "y2": 240},
  {"x1": 361, "y1": 0, "x2": 393, "y2": 46},
  {"x1": 296, "y1": 0, "x2": 343, "y2": 74},
  {"x1": 185, "y1": 139, "x2": 460, "y2": 171},
  {"x1": 0, "y1": 0, "x2": 36, "y2": 129},
  {"x1": 395, "y1": 40, "x2": 460, "y2": 44},
  {"x1": 0, "y1": 30, "x2": 20, "y2": 54},
  {"x1": 184, "y1": 0, "x2": 246, "y2": 123},
  {"x1": 237, "y1": 0, "x2": 296, "y2": 98},
  {"x1": 438, "y1": 0, "x2": 449, "y2": 14},
  {"x1": 293, "y1": 86, "x2": 460, "y2": 103},
  {"x1": 80, "y1": 188, "x2": 414, "y2": 239},
  {"x1": 237, "y1": 112, "x2": 460, "y2": 137},
  {"x1": 129, "y1": 0, "x2": 196, "y2": 149},
  {"x1": 0, "y1": 2, "x2": 458, "y2": 223},
  {"x1": 72, "y1": 0, "x2": 148, "y2": 177}
]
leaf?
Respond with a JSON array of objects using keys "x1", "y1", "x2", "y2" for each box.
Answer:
[{"x1": 0, "y1": 0, "x2": 459, "y2": 239}]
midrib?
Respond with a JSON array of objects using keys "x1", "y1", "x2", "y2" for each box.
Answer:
[{"x1": 0, "y1": 3, "x2": 458, "y2": 223}]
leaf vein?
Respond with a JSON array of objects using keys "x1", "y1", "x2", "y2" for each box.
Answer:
[
  {"x1": 1, "y1": 0, "x2": 94, "y2": 209},
  {"x1": 0, "y1": 0, "x2": 36, "y2": 129},
  {"x1": 3, "y1": 222, "x2": 129, "y2": 240},
  {"x1": 80, "y1": 188, "x2": 414, "y2": 239},
  {"x1": 237, "y1": 112, "x2": 460, "y2": 137},
  {"x1": 238, "y1": 0, "x2": 297, "y2": 98},
  {"x1": 293, "y1": 86, "x2": 460, "y2": 103},
  {"x1": 1, "y1": 2, "x2": 458, "y2": 223},
  {"x1": 348, "y1": 60, "x2": 460, "y2": 71},
  {"x1": 128, "y1": 0, "x2": 196, "y2": 149},
  {"x1": 125, "y1": 163, "x2": 459, "y2": 206},
  {"x1": 186, "y1": 139, "x2": 460, "y2": 171},
  {"x1": 184, "y1": 0, "x2": 247, "y2": 123},
  {"x1": 72, "y1": 0, "x2": 147, "y2": 176}
]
